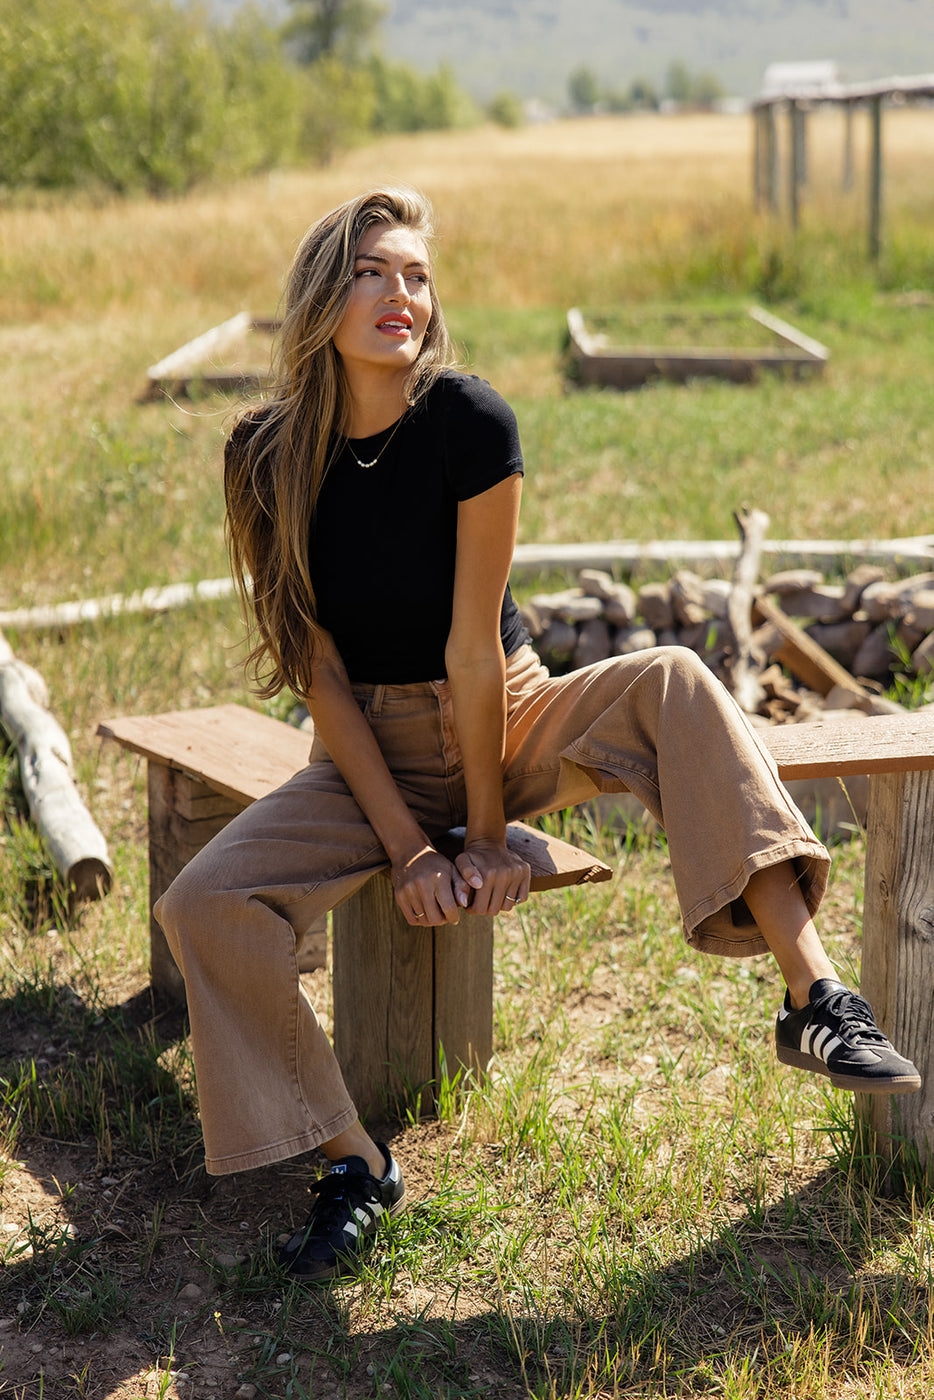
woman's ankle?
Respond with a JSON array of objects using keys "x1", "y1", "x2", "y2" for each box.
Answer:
[{"x1": 321, "y1": 1121, "x2": 386, "y2": 1178}]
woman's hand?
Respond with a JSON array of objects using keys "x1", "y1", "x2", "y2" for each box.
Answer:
[
  {"x1": 455, "y1": 840, "x2": 531, "y2": 917},
  {"x1": 391, "y1": 844, "x2": 478, "y2": 926}
]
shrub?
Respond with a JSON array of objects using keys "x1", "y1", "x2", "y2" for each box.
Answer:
[{"x1": 0, "y1": 0, "x2": 305, "y2": 193}]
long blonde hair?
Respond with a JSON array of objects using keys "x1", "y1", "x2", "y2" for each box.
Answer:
[{"x1": 225, "y1": 185, "x2": 455, "y2": 698}]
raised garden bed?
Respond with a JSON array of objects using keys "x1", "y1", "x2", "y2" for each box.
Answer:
[{"x1": 566, "y1": 304, "x2": 829, "y2": 388}]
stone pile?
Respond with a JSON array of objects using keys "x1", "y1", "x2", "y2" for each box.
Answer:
[{"x1": 522, "y1": 563, "x2": 934, "y2": 721}]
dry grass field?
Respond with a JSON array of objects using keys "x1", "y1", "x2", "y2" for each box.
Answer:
[{"x1": 2, "y1": 111, "x2": 934, "y2": 1399}]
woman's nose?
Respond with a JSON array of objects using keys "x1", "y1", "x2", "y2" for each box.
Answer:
[{"x1": 384, "y1": 274, "x2": 410, "y2": 302}]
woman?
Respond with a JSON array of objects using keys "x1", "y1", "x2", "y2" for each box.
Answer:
[{"x1": 156, "y1": 186, "x2": 919, "y2": 1284}]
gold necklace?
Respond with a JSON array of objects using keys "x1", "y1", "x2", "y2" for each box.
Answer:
[{"x1": 345, "y1": 413, "x2": 405, "y2": 469}]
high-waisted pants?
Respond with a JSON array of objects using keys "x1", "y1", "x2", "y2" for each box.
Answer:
[{"x1": 155, "y1": 644, "x2": 830, "y2": 1176}]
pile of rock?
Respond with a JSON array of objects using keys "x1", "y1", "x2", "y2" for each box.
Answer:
[{"x1": 522, "y1": 563, "x2": 934, "y2": 721}]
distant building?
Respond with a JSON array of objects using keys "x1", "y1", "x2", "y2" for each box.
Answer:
[{"x1": 761, "y1": 61, "x2": 841, "y2": 99}]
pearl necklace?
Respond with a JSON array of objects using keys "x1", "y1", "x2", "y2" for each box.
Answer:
[{"x1": 345, "y1": 414, "x2": 404, "y2": 469}]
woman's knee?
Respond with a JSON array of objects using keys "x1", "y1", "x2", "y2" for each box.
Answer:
[{"x1": 155, "y1": 844, "x2": 228, "y2": 939}]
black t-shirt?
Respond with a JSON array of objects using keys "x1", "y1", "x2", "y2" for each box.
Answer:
[
  {"x1": 310, "y1": 372, "x2": 528, "y2": 682},
  {"x1": 228, "y1": 372, "x2": 529, "y2": 684}
]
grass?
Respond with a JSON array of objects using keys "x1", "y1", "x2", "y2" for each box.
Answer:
[{"x1": 1, "y1": 111, "x2": 933, "y2": 1396}]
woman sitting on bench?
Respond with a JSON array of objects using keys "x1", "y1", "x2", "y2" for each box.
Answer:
[{"x1": 155, "y1": 185, "x2": 920, "y2": 1285}]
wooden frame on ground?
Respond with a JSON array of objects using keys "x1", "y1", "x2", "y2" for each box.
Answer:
[{"x1": 566, "y1": 304, "x2": 829, "y2": 389}]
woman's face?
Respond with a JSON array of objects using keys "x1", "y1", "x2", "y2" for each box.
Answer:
[{"x1": 332, "y1": 222, "x2": 433, "y2": 387}]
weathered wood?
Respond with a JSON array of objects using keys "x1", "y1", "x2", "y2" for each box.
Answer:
[
  {"x1": 761, "y1": 712, "x2": 934, "y2": 780},
  {"x1": 859, "y1": 769, "x2": 934, "y2": 1179},
  {"x1": 868, "y1": 94, "x2": 884, "y2": 261},
  {"x1": 433, "y1": 916, "x2": 494, "y2": 1086},
  {"x1": 727, "y1": 507, "x2": 769, "y2": 713},
  {"x1": 753, "y1": 592, "x2": 870, "y2": 699},
  {"x1": 566, "y1": 306, "x2": 828, "y2": 389},
  {"x1": 145, "y1": 762, "x2": 326, "y2": 998},
  {"x1": 99, "y1": 704, "x2": 312, "y2": 805},
  {"x1": 103, "y1": 699, "x2": 934, "y2": 1158},
  {"x1": 146, "y1": 312, "x2": 251, "y2": 386},
  {"x1": 0, "y1": 578, "x2": 236, "y2": 633},
  {"x1": 1, "y1": 648, "x2": 112, "y2": 900},
  {"x1": 147, "y1": 765, "x2": 213, "y2": 1000},
  {"x1": 440, "y1": 823, "x2": 613, "y2": 889},
  {"x1": 101, "y1": 704, "x2": 610, "y2": 1109},
  {"x1": 332, "y1": 872, "x2": 494, "y2": 1119}
]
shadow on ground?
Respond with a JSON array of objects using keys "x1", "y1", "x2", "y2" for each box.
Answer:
[{"x1": 0, "y1": 986, "x2": 930, "y2": 1398}]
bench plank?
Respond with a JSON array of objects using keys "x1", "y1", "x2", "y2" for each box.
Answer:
[
  {"x1": 760, "y1": 712, "x2": 934, "y2": 780},
  {"x1": 98, "y1": 704, "x2": 310, "y2": 804},
  {"x1": 98, "y1": 705, "x2": 613, "y2": 890}
]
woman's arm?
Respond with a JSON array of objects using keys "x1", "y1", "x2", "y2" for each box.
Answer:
[
  {"x1": 304, "y1": 632, "x2": 474, "y2": 925},
  {"x1": 445, "y1": 473, "x2": 531, "y2": 914}
]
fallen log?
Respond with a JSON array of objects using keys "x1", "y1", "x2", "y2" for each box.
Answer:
[
  {"x1": 0, "y1": 631, "x2": 112, "y2": 901},
  {"x1": 0, "y1": 577, "x2": 236, "y2": 632}
]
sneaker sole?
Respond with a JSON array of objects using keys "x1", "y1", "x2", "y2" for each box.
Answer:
[{"x1": 776, "y1": 1044, "x2": 922, "y2": 1094}]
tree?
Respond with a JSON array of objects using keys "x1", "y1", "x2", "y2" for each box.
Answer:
[
  {"x1": 568, "y1": 65, "x2": 601, "y2": 114},
  {"x1": 664, "y1": 60, "x2": 692, "y2": 106},
  {"x1": 284, "y1": 0, "x2": 385, "y2": 65},
  {"x1": 487, "y1": 91, "x2": 524, "y2": 129}
]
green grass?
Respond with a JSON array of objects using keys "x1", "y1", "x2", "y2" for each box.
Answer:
[
  {"x1": 2, "y1": 117, "x2": 934, "y2": 1397},
  {"x1": 0, "y1": 818, "x2": 931, "y2": 1396}
]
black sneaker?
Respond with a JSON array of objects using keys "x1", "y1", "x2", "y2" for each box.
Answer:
[
  {"x1": 278, "y1": 1144, "x2": 406, "y2": 1282},
  {"x1": 776, "y1": 978, "x2": 921, "y2": 1094}
]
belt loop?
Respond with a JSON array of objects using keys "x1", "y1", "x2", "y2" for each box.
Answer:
[{"x1": 370, "y1": 683, "x2": 386, "y2": 716}]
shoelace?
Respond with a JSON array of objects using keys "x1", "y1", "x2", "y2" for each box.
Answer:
[
  {"x1": 302, "y1": 1170, "x2": 379, "y2": 1236},
  {"x1": 813, "y1": 988, "x2": 889, "y2": 1046}
]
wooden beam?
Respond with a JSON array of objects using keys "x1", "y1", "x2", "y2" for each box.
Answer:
[
  {"x1": 788, "y1": 101, "x2": 801, "y2": 228},
  {"x1": 761, "y1": 712, "x2": 934, "y2": 781},
  {"x1": 859, "y1": 769, "x2": 934, "y2": 1182},
  {"x1": 868, "y1": 94, "x2": 884, "y2": 260},
  {"x1": 146, "y1": 312, "x2": 251, "y2": 384},
  {"x1": 753, "y1": 592, "x2": 870, "y2": 699}
]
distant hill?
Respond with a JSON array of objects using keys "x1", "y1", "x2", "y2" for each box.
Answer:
[
  {"x1": 212, "y1": 0, "x2": 934, "y2": 104},
  {"x1": 380, "y1": 0, "x2": 934, "y2": 102}
]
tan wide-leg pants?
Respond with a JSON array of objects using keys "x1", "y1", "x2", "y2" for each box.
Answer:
[{"x1": 155, "y1": 644, "x2": 830, "y2": 1175}]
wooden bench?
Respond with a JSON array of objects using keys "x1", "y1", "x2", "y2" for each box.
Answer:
[
  {"x1": 99, "y1": 703, "x2": 934, "y2": 1170},
  {"x1": 97, "y1": 705, "x2": 613, "y2": 1118}
]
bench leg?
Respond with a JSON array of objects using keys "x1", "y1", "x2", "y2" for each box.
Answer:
[
  {"x1": 859, "y1": 769, "x2": 934, "y2": 1182},
  {"x1": 331, "y1": 871, "x2": 493, "y2": 1120},
  {"x1": 146, "y1": 764, "x2": 327, "y2": 1001}
]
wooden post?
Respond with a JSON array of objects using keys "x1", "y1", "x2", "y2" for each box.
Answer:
[
  {"x1": 753, "y1": 107, "x2": 762, "y2": 210},
  {"x1": 868, "y1": 95, "x2": 884, "y2": 260},
  {"x1": 764, "y1": 104, "x2": 778, "y2": 213},
  {"x1": 332, "y1": 872, "x2": 493, "y2": 1120},
  {"x1": 795, "y1": 103, "x2": 809, "y2": 189},
  {"x1": 753, "y1": 106, "x2": 779, "y2": 214},
  {"x1": 788, "y1": 101, "x2": 801, "y2": 228},
  {"x1": 842, "y1": 102, "x2": 855, "y2": 192},
  {"x1": 859, "y1": 769, "x2": 934, "y2": 1184},
  {"x1": 147, "y1": 765, "x2": 244, "y2": 1000},
  {"x1": 146, "y1": 762, "x2": 327, "y2": 999}
]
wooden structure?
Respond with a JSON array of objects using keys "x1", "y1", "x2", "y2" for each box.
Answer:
[
  {"x1": 99, "y1": 702, "x2": 934, "y2": 1170},
  {"x1": 752, "y1": 71, "x2": 934, "y2": 260},
  {"x1": 144, "y1": 314, "x2": 277, "y2": 400},
  {"x1": 97, "y1": 705, "x2": 612, "y2": 1116},
  {"x1": 566, "y1": 305, "x2": 828, "y2": 390}
]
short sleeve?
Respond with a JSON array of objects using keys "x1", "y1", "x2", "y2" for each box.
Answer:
[{"x1": 440, "y1": 374, "x2": 524, "y2": 501}]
